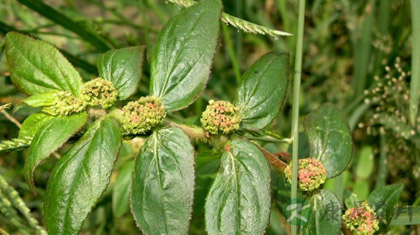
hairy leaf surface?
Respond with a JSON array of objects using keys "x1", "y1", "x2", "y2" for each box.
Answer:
[
  {"x1": 304, "y1": 104, "x2": 352, "y2": 178},
  {"x1": 236, "y1": 52, "x2": 289, "y2": 130},
  {"x1": 205, "y1": 140, "x2": 271, "y2": 235},
  {"x1": 44, "y1": 117, "x2": 122, "y2": 234},
  {"x1": 97, "y1": 46, "x2": 145, "y2": 100},
  {"x1": 5, "y1": 32, "x2": 83, "y2": 96},
  {"x1": 24, "y1": 113, "x2": 88, "y2": 192},
  {"x1": 302, "y1": 189, "x2": 342, "y2": 235},
  {"x1": 19, "y1": 113, "x2": 54, "y2": 138},
  {"x1": 150, "y1": 0, "x2": 222, "y2": 111},
  {"x1": 131, "y1": 127, "x2": 195, "y2": 234}
]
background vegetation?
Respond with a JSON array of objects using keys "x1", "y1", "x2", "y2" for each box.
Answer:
[{"x1": 0, "y1": 0, "x2": 418, "y2": 234}]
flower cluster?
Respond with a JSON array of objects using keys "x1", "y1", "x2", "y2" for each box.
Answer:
[
  {"x1": 200, "y1": 100, "x2": 241, "y2": 135},
  {"x1": 284, "y1": 158, "x2": 327, "y2": 191},
  {"x1": 81, "y1": 78, "x2": 118, "y2": 109},
  {"x1": 121, "y1": 96, "x2": 166, "y2": 135},
  {"x1": 343, "y1": 202, "x2": 379, "y2": 235},
  {"x1": 43, "y1": 91, "x2": 85, "y2": 116}
]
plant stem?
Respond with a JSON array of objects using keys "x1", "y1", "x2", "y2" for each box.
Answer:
[
  {"x1": 375, "y1": 134, "x2": 388, "y2": 188},
  {"x1": 410, "y1": 0, "x2": 420, "y2": 125},
  {"x1": 222, "y1": 24, "x2": 242, "y2": 85},
  {"x1": 291, "y1": 0, "x2": 306, "y2": 234}
]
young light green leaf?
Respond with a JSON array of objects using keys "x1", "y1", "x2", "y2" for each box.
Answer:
[
  {"x1": 24, "y1": 112, "x2": 88, "y2": 193},
  {"x1": 97, "y1": 46, "x2": 145, "y2": 100},
  {"x1": 368, "y1": 184, "x2": 403, "y2": 223},
  {"x1": 236, "y1": 52, "x2": 289, "y2": 130},
  {"x1": 18, "y1": 113, "x2": 54, "y2": 138},
  {"x1": 131, "y1": 127, "x2": 195, "y2": 234},
  {"x1": 150, "y1": 0, "x2": 222, "y2": 111},
  {"x1": 304, "y1": 104, "x2": 352, "y2": 178},
  {"x1": 302, "y1": 189, "x2": 342, "y2": 235},
  {"x1": 44, "y1": 117, "x2": 122, "y2": 235},
  {"x1": 22, "y1": 92, "x2": 57, "y2": 107},
  {"x1": 205, "y1": 140, "x2": 271, "y2": 234},
  {"x1": 5, "y1": 32, "x2": 83, "y2": 96},
  {"x1": 112, "y1": 160, "x2": 134, "y2": 218}
]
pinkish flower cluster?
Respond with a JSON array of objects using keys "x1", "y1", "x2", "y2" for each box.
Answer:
[
  {"x1": 284, "y1": 158, "x2": 327, "y2": 191},
  {"x1": 343, "y1": 202, "x2": 379, "y2": 235},
  {"x1": 200, "y1": 100, "x2": 241, "y2": 135}
]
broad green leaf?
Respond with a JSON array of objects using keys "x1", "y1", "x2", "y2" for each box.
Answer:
[
  {"x1": 390, "y1": 206, "x2": 420, "y2": 226},
  {"x1": 304, "y1": 104, "x2": 352, "y2": 178},
  {"x1": 44, "y1": 117, "x2": 122, "y2": 235},
  {"x1": 24, "y1": 112, "x2": 88, "y2": 193},
  {"x1": 5, "y1": 32, "x2": 83, "y2": 96},
  {"x1": 205, "y1": 140, "x2": 271, "y2": 235},
  {"x1": 368, "y1": 184, "x2": 403, "y2": 223},
  {"x1": 97, "y1": 46, "x2": 145, "y2": 100},
  {"x1": 19, "y1": 113, "x2": 54, "y2": 138},
  {"x1": 236, "y1": 52, "x2": 289, "y2": 130},
  {"x1": 302, "y1": 190, "x2": 342, "y2": 235},
  {"x1": 131, "y1": 127, "x2": 195, "y2": 234},
  {"x1": 150, "y1": 0, "x2": 222, "y2": 111},
  {"x1": 23, "y1": 92, "x2": 57, "y2": 107},
  {"x1": 112, "y1": 160, "x2": 133, "y2": 218}
]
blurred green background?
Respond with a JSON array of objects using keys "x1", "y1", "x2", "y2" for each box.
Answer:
[{"x1": 0, "y1": 0, "x2": 418, "y2": 234}]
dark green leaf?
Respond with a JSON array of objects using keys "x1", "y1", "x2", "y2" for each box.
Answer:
[
  {"x1": 304, "y1": 104, "x2": 352, "y2": 178},
  {"x1": 302, "y1": 190, "x2": 342, "y2": 235},
  {"x1": 236, "y1": 52, "x2": 289, "y2": 130},
  {"x1": 205, "y1": 140, "x2": 271, "y2": 234},
  {"x1": 112, "y1": 160, "x2": 134, "y2": 218},
  {"x1": 97, "y1": 46, "x2": 145, "y2": 100},
  {"x1": 390, "y1": 206, "x2": 420, "y2": 226},
  {"x1": 5, "y1": 32, "x2": 83, "y2": 96},
  {"x1": 44, "y1": 117, "x2": 122, "y2": 234},
  {"x1": 24, "y1": 112, "x2": 88, "y2": 193},
  {"x1": 19, "y1": 113, "x2": 54, "y2": 138},
  {"x1": 16, "y1": 0, "x2": 111, "y2": 52},
  {"x1": 131, "y1": 127, "x2": 195, "y2": 234},
  {"x1": 368, "y1": 184, "x2": 403, "y2": 222},
  {"x1": 150, "y1": 0, "x2": 222, "y2": 111}
]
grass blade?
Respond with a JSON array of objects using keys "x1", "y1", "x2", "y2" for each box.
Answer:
[
  {"x1": 16, "y1": 0, "x2": 111, "y2": 52},
  {"x1": 410, "y1": 0, "x2": 420, "y2": 125}
]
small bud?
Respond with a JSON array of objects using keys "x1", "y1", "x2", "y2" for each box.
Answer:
[
  {"x1": 81, "y1": 78, "x2": 117, "y2": 109},
  {"x1": 121, "y1": 96, "x2": 166, "y2": 135},
  {"x1": 284, "y1": 158, "x2": 327, "y2": 191},
  {"x1": 200, "y1": 100, "x2": 241, "y2": 135},
  {"x1": 43, "y1": 91, "x2": 85, "y2": 116},
  {"x1": 343, "y1": 202, "x2": 379, "y2": 235}
]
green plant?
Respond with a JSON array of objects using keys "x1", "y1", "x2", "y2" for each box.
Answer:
[{"x1": 0, "y1": 0, "x2": 419, "y2": 234}]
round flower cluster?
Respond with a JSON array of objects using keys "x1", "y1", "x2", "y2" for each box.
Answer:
[
  {"x1": 200, "y1": 100, "x2": 241, "y2": 135},
  {"x1": 81, "y1": 78, "x2": 118, "y2": 109},
  {"x1": 43, "y1": 91, "x2": 85, "y2": 116},
  {"x1": 343, "y1": 202, "x2": 379, "y2": 235},
  {"x1": 284, "y1": 158, "x2": 327, "y2": 191},
  {"x1": 121, "y1": 96, "x2": 166, "y2": 135}
]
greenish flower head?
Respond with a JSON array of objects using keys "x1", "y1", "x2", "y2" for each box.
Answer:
[
  {"x1": 43, "y1": 91, "x2": 85, "y2": 116},
  {"x1": 81, "y1": 78, "x2": 117, "y2": 109},
  {"x1": 201, "y1": 100, "x2": 241, "y2": 135},
  {"x1": 121, "y1": 96, "x2": 166, "y2": 135},
  {"x1": 284, "y1": 158, "x2": 327, "y2": 191},
  {"x1": 343, "y1": 202, "x2": 379, "y2": 235}
]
